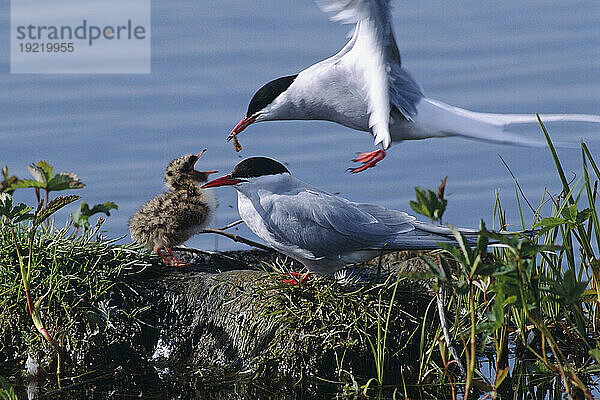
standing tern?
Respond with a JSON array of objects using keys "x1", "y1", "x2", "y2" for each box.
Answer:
[
  {"x1": 202, "y1": 156, "x2": 483, "y2": 276},
  {"x1": 228, "y1": 0, "x2": 600, "y2": 173}
]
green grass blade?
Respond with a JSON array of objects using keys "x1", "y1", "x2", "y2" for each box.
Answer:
[
  {"x1": 582, "y1": 144, "x2": 600, "y2": 250},
  {"x1": 537, "y1": 114, "x2": 573, "y2": 205},
  {"x1": 514, "y1": 181, "x2": 526, "y2": 231},
  {"x1": 582, "y1": 142, "x2": 600, "y2": 181}
]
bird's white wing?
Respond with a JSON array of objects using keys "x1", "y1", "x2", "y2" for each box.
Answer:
[
  {"x1": 317, "y1": 0, "x2": 423, "y2": 149},
  {"x1": 262, "y1": 189, "x2": 412, "y2": 257}
]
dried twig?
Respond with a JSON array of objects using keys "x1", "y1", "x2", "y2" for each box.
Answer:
[
  {"x1": 219, "y1": 219, "x2": 244, "y2": 231},
  {"x1": 200, "y1": 227, "x2": 272, "y2": 251},
  {"x1": 174, "y1": 219, "x2": 271, "y2": 257},
  {"x1": 170, "y1": 246, "x2": 240, "y2": 262}
]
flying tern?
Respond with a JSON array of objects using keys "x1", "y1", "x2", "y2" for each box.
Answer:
[
  {"x1": 202, "y1": 156, "x2": 484, "y2": 276},
  {"x1": 228, "y1": 0, "x2": 600, "y2": 172}
]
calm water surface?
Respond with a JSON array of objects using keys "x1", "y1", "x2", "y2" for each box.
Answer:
[{"x1": 1, "y1": 0, "x2": 599, "y2": 251}]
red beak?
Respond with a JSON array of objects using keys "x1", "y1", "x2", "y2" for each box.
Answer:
[
  {"x1": 227, "y1": 115, "x2": 257, "y2": 141},
  {"x1": 202, "y1": 174, "x2": 246, "y2": 189}
]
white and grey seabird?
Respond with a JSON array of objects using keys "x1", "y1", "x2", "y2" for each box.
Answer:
[
  {"x1": 228, "y1": 0, "x2": 600, "y2": 172},
  {"x1": 202, "y1": 156, "x2": 484, "y2": 276}
]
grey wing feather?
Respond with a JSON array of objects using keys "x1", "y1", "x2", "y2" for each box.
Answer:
[
  {"x1": 413, "y1": 221, "x2": 479, "y2": 236},
  {"x1": 381, "y1": 221, "x2": 479, "y2": 249},
  {"x1": 354, "y1": 202, "x2": 416, "y2": 232},
  {"x1": 264, "y1": 190, "x2": 400, "y2": 257},
  {"x1": 388, "y1": 56, "x2": 424, "y2": 118},
  {"x1": 337, "y1": 201, "x2": 479, "y2": 250}
]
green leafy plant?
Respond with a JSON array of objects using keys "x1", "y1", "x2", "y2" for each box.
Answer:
[
  {"x1": 0, "y1": 376, "x2": 17, "y2": 400},
  {"x1": 1, "y1": 192, "x2": 80, "y2": 352},
  {"x1": 365, "y1": 272, "x2": 401, "y2": 388},
  {"x1": 0, "y1": 160, "x2": 88, "y2": 375},
  {"x1": 419, "y1": 120, "x2": 600, "y2": 399},
  {"x1": 0, "y1": 160, "x2": 127, "y2": 388},
  {"x1": 483, "y1": 226, "x2": 593, "y2": 399},
  {"x1": 71, "y1": 201, "x2": 118, "y2": 234},
  {"x1": 411, "y1": 119, "x2": 600, "y2": 399},
  {"x1": 433, "y1": 222, "x2": 493, "y2": 400},
  {"x1": 410, "y1": 176, "x2": 448, "y2": 223},
  {"x1": 534, "y1": 204, "x2": 594, "y2": 236},
  {"x1": 9, "y1": 160, "x2": 85, "y2": 204},
  {"x1": 0, "y1": 166, "x2": 19, "y2": 194}
]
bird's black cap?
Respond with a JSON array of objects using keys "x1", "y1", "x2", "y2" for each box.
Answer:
[
  {"x1": 231, "y1": 157, "x2": 290, "y2": 178},
  {"x1": 246, "y1": 75, "x2": 298, "y2": 117}
]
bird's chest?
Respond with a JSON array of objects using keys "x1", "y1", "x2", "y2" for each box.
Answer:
[
  {"x1": 291, "y1": 66, "x2": 370, "y2": 131},
  {"x1": 175, "y1": 192, "x2": 213, "y2": 225},
  {"x1": 237, "y1": 191, "x2": 280, "y2": 246}
]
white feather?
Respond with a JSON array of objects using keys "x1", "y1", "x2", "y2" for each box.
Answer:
[{"x1": 413, "y1": 98, "x2": 600, "y2": 147}]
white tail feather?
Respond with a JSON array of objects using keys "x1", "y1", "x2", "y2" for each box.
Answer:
[{"x1": 414, "y1": 98, "x2": 600, "y2": 147}]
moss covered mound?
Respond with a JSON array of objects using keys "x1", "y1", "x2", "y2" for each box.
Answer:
[{"x1": 1, "y1": 225, "x2": 437, "y2": 397}]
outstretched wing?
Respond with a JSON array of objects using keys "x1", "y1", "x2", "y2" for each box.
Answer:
[{"x1": 317, "y1": 0, "x2": 424, "y2": 149}]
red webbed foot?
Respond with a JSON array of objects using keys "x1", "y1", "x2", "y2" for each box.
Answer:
[
  {"x1": 156, "y1": 247, "x2": 191, "y2": 267},
  {"x1": 349, "y1": 149, "x2": 386, "y2": 173},
  {"x1": 281, "y1": 271, "x2": 311, "y2": 285}
]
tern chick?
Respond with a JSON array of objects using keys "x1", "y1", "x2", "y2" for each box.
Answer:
[
  {"x1": 203, "y1": 156, "x2": 483, "y2": 276},
  {"x1": 129, "y1": 150, "x2": 217, "y2": 267}
]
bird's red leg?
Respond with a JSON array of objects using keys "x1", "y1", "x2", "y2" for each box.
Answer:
[
  {"x1": 165, "y1": 247, "x2": 191, "y2": 267},
  {"x1": 155, "y1": 247, "x2": 173, "y2": 265},
  {"x1": 300, "y1": 272, "x2": 310, "y2": 284},
  {"x1": 281, "y1": 271, "x2": 311, "y2": 285},
  {"x1": 353, "y1": 150, "x2": 380, "y2": 163},
  {"x1": 349, "y1": 149, "x2": 386, "y2": 173}
]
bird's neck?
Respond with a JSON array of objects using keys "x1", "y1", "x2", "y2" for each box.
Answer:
[
  {"x1": 174, "y1": 183, "x2": 202, "y2": 196},
  {"x1": 263, "y1": 66, "x2": 370, "y2": 131}
]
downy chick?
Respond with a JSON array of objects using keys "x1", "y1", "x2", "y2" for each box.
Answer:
[{"x1": 129, "y1": 150, "x2": 217, "y2": 266}]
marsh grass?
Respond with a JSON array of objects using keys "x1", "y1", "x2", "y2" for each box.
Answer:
[
  {"x1": 0, "y1": 220, "x2": 156, "y2": 367},
  {"x1": 246, "y1": 258, "x2": 443, "y2": 397},
  {"x1": 0, "y1": 160, "x2": 123, "y2": 370},
  {"x1": 414, "y1": 119, "x2": 600, "y2": 399},
  {"x1": 0, "y1": 376, "x2": 17, "y2": 400}
]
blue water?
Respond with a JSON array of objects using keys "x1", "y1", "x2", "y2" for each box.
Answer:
[{"x1": 1, "y1": 0, "x2": 599, "y2": 251}]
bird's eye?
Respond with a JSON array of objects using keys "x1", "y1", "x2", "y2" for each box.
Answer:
[{"x1": 166, "y1": 171, "x2": 173, "y2": 177}]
